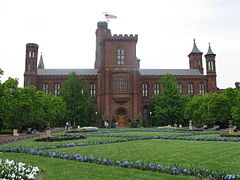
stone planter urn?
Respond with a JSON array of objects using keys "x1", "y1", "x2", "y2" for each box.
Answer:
[
  {"x1": 13, "y1": 129, "x2": 19, "y2": 136},
  {"x1": 189, "y1": 120, "x2": 193, "y2": 130},
  {"x1": 228, "y1": 120, "x2": 234, "y2": 134}
]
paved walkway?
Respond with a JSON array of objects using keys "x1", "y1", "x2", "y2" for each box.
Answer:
[{"x1": 0, "y1": 128, "x2": 65, "y2": 145}]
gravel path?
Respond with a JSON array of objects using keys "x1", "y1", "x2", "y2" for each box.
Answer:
[{"x1": 0, "y1": 128, "x2": 65, "y2": 145}]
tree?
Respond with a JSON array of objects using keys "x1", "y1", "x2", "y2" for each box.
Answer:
[
  {"x1": 42, "y1": 93, "x2": 66, "y2": 127},
  {"x1": 60, "y1": 72, "x2": 94, "y2": 127},
  {"x1": 152, "y1": 74, "x2": 189, "y2": 126},
  {"x1": 0, "y1": 78, "x2": 19, "y2": 132},
  {"x1": 231, "y1": 92, "x2": 240, "y2": 127},
  {"x1": 0, "y1": 74, "x2": 66, "y2": 132},
  {"x1": 184, "y1": 93, "x2": 232, "y2": 128}
]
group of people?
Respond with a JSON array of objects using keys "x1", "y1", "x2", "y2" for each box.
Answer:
[{"x1": 104, "y1": 121, "x2": 118, "y2": 128}]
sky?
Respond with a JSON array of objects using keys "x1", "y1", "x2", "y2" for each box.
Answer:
[{"x1": 0, "y1": 0, "x2": 239, "y2": 89}]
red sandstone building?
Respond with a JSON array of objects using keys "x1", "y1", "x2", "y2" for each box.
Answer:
[{"x1": 24, "y1": 21, "x2": 217, "y2": 127}]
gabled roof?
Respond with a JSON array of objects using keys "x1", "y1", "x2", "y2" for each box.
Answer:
[
  {"x1": 37, "y1": 69, "x2": 98, "y2": 75},
  {"x1": 140, "y1": 69, "x2": 202, "y2": 76}
]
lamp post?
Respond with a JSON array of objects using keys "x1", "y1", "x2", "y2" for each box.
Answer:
[
  {"x1": 149, "y1": 111, "x2": 152, "y2": 127},
  {"x1": 95, "y1": 111, "x2": 98, "y2": 127}
]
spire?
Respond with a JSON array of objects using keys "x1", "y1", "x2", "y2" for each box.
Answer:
[
  {"x1": 38, "y1": 52, "x2": 45, "y2": 69},
  {"x1": 190, "y1": 39, "x2": 202, "y2": 54},
  {"x1": 206, "y1": 43, "x2": 215, "y2": 55}
]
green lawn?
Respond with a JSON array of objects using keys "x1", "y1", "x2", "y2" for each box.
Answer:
[
  {"x1": 0, "y1": 153, "x2": 197, "y2": 180},
  {"x1": 0, "y1": 136, "x2": 124, "y2": 150},
  {"x1": 96, "y1": 131, "x2": 185, "y2": 136},
  {"x1": 50, "y1": 139, "x2": 240, "y2": 174},
  {"x1": 1, "y1": 128, "x2": 240, "y2": 179}
]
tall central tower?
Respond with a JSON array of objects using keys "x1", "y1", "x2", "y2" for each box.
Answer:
[{"x1": 95, "y1": 22, "x2": 139, "y2": 127}]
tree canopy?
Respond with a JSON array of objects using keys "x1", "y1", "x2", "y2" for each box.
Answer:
[
  {"x1": 60, "y1": 72, "x2": 94, "y2": 127},
  {"x1": 184, "y1": 88, "x2": 240, "y2": 128},
  {"x1": 0, "y1": 72, "x2": 66, "y2": 132},
  {"x1": 152, "y1": 74, "x2": 189, "y2": 126}
]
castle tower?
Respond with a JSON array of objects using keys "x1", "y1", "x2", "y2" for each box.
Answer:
[
  {"x1": 95, "y1": 21, "x2": 111, "y2": 69},
  {"x1": 205, "y1": 43, "x2": 217, "y2": 92},
  {"x1": 24, "y1": 43, "x2": 39, "y2": 87},
  {"x1": 188, "y1": 39, "x2": 204, "y2": 74},
  {"x1": 95, "y1": 21, "x2": 139, "y2": 126}
]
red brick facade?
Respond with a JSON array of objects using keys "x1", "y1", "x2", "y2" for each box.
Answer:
[{"x1": 24, "y1": 22, "x2": 217, "y2": 127}]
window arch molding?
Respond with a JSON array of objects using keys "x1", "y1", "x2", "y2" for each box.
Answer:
[
  {"x1": 177, "y1": 83, "x2": 183, "y2": 94},
  {"x1": 142, "y1": 82, "x2": 148, "y2": 98},
  {"x1": 116, "y1": 47, "x2": 124, "y2": 65},
  {"x1": 187, "y1": 82, "x2": 194, "y2": 97}
]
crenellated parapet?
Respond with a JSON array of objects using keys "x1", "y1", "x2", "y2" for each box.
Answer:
[
  {"x1": 105, "y1": 34, "x2": 138, "y2": 41},
  {"x1": 97, "y1": 21, "x2": 108, "y2": 29},
  {"x1": 26, "y1": 43, "x2": 39, "y2": 48}
]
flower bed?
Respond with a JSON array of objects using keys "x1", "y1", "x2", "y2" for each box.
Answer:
[
  {"x1": 65, "y1": 129, "x2": 98, "y2": 133},
  {"x1": 35, "y1": 135, "x2": 86, "y2": 142},
  {"x1": 3, "y1": 149, "x2": 240, "y2": 180},
  {"x1": 0, "y1": 159, "x2": 40, "y2": 180},
  {"x1": 220, "y1": 133, "x2": 240, "y2": 138}
]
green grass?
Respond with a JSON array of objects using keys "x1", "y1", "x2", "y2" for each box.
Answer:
[
  {"x1": 99, "y1": 131, "x2": 185, "y2": 136},
  {"x1": 50, "y1": 139, "x2": 240, "y2": 174},
  {"x1": 0, "y1": 136, "x2": 124, "y2": 150},
  {"x1": 1, "y1": 128, "x2": 240, "y2": 179},
  {"x1": 0, "y1": 153, "x2": 197, "y2": 180}
]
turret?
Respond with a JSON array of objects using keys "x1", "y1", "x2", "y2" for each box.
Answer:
[
  {"x1": 205, "y1": 43, "x2": 217, "y2": 93},
  {"x1": 24, "y1": 43, "x2": 39, "y2": 87},
  {"x1": 205, "y1": 43, "x2": 216, "y2": 74},
  {"x1": 188, "y1": 39, "x2": 204, "y2": 74},
  {"x1": 95, "y1": 21, "x2": 111, "y2": 69}
]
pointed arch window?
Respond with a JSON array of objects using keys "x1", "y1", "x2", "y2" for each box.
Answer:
[
  {"x1": 117, "y1": 48, "x2": 124, "y2": 65},
  {"x1": 43, "y1": 83, "x2": 49, "y2": 94},
  {"x1": 188, "y1": 83, "x2": 194, "y2": 97},
  {"x1": 153, "y1": 83, "x2": 160, "y2": 94},
  {"x1": 142, "y1": 83, "x2": 148, "y2": 98},
  {"x1": 90, "y1": 83, "x2": 96, "y2": 98},
  {"x1": 54, "y1": 83, "x2": 61, "y2": 96},
  {"x1": 199, "y1": 83, "x2": 205, "y2": 94},
  {"x1": 177, "y1": 83, "x2": 183, "y2": 94},
  {"x1": 208, "y1": 60, "x2": 215, "y2": 71}
]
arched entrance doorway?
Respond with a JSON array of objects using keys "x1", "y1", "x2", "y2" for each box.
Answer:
[{"x1": 116, "y1": 108, "x2": 127, "y2": 128}]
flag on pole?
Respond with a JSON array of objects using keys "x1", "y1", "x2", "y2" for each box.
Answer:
[{"x1": 103, "y1": 12, "x2": 117, "y2": 21}]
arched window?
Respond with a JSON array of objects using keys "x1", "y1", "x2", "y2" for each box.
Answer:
[
  {"x1": 142, "y1": 83, "x2": 148, "y2": 98},
  {"x1": 177, "y1": 83, "x2": 183, "y2": 94},
  {"x1": 153, "y1": 83, "x2": 160, "y2": 94},
  {"x1": 188, "y1": 83, "x2": 194, "y2": 97},
  {"x1": 117, "y1": 48, "x2": 124, "y2": 65},
  {"x1": 43, "y1": 83, "x2": 49, "y2": 94},
  {"x1": 54, "y1": 83, "x2": 61, "y2": 96},
  {"x1": 113, "y1": 78, "x2": 128, "y2": 92},
  {"x1": 90, "y1": 83, "x2": 96, "y2": 98},
  {"x1": 29, "y1": 51, "x2": 31, "y2": 58},
  {"x1": 208, "y1": 60, "x2": 215, "y2": 71},
  {"x1": 199, "y1": 83, "x2": 205, "y2": 94}
]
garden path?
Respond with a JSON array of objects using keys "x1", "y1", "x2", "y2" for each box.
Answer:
[{"x1": 0, "y1": 128, "x2": 65, "y2": 145}]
